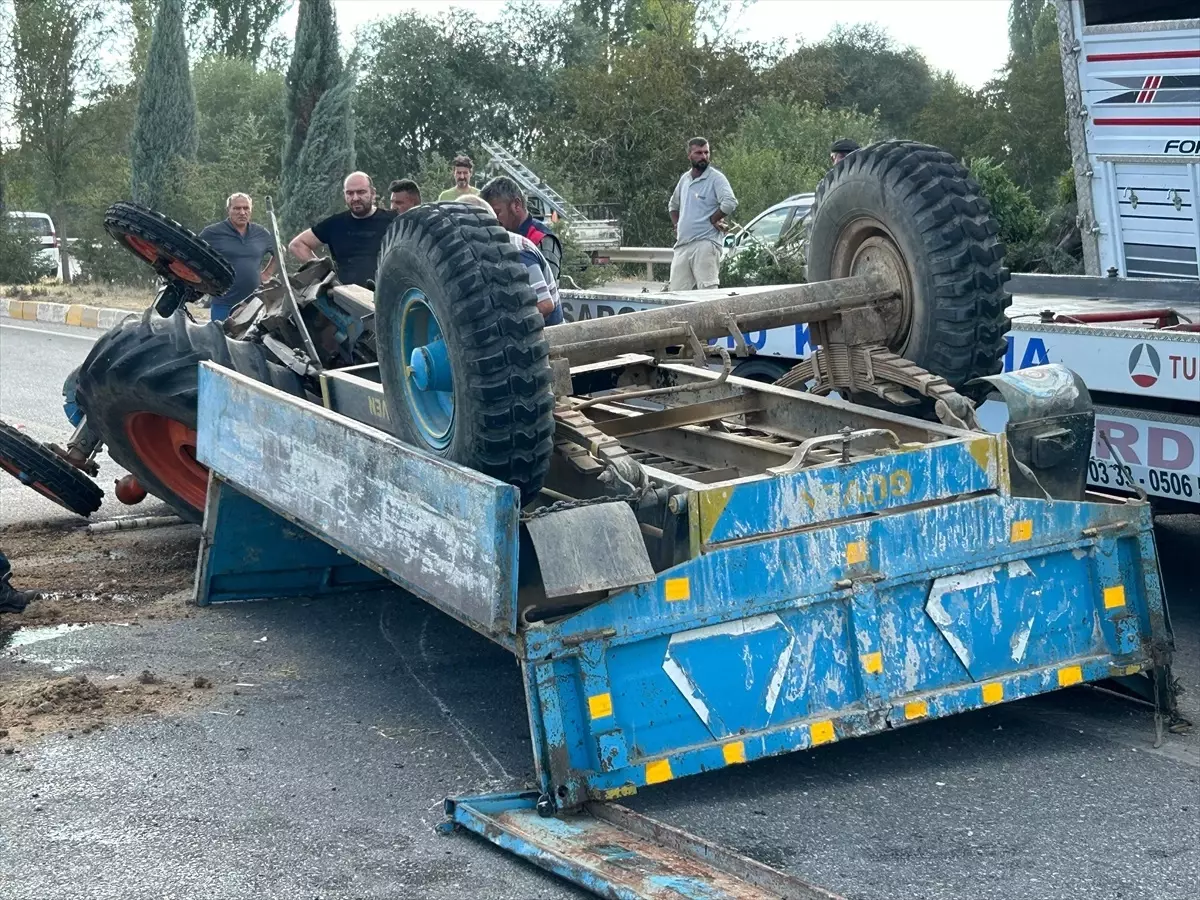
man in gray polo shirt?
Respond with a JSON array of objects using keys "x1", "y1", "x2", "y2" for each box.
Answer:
[
  {"x1": 198, "y1": 193, "x2": 277, "y2": 321},
  {"x1": 668, "y1": 136, "x2": 737, "y2": 291}
]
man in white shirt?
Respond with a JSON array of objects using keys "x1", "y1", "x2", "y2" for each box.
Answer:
[{"x1": 667, "y1": 136, "x2": 738, "y2": 291}]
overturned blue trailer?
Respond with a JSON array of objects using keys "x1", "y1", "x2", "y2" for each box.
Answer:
[{"x1": 192, "y1": 351, "x2": 1172, "y2": 899}]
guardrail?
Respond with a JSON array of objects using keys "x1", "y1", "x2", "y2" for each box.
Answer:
[{"x1": 606, "y1": 246, "x2": 673, "y2": 280}]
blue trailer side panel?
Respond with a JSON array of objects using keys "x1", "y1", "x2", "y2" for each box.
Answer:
[
  {"x1": 196, "y1": 476, "x2": 390, "y2": 605},
  {"x1": 194, "y1": 364, "x2": 521, "y2": 641},
  {"x1": 526, "y1": 492, "x2": 1163, "y2": 806}
]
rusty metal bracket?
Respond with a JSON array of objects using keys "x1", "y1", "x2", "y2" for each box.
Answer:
[
  {"x1": 574, "y1": 344, "x2": 733, "y2": 412},
  {"x1": 767, "y1": 426, "x2": 902, "y2": 476},
  {"x1": 776, "y1": 345, "x2": 982, "y2": 430},
  {"x1": 721, "y1": 314, "x2": 752, "y2": 357}
]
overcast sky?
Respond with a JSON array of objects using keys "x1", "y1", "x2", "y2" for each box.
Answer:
[{"x1": 288, "y1": 0, "x2": 1012, "y2": 90}]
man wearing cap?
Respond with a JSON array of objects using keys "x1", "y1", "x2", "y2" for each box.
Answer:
[{"x1": 830, "y1": 138, "x2": 861, "y2": 166}]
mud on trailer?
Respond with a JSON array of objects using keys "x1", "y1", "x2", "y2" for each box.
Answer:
[{"x1": 1, "y1": 143, "x2": 1180, "y2": 899}]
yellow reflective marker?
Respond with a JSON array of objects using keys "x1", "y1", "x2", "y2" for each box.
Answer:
[
  {"x1": 981, "y1": 682, "x2": 1004, "y2": 705},
  {"x1": 846, "y1": 541, "x2": 868, "y2": 565},
  {"x1": 904, "y1": 701, "x2": 929, "y2": 720},
  {"x1": 810, "y1": 721, "x2": 836, "y2": 746},
  {"x1": 664, "y1": 577, "x2": 690, "y2": 603},
  {"x1": 599, "y1": 785, "x2": 638, "y2": 800},
  {"x1": 645, "y1": 759, "x2": 673, "y2": 784},
  {"x1": 1104, "y1": 585, "x2": 1126, "y2": 609},
  {"x1": 722, "y1": 742, "x2": 746, "y2": 765},
  {"x1": 861, "y1": 651, "x2": 883, "y2": 675},
  {"x1": 1011, "y1": 519, "x2": 1033, "y2": 542},
  {"x1": 588, "y1": 693, "x2": 613, "y2": 720},
  {"x1": 1058, "y1": 665, "x2": 1083, "y2": 687}
]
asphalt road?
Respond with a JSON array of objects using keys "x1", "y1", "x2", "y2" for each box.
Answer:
[
  {"x1": 0, "y1": 317, "x2": 1196, "y2": 900},
  {"x1": 0, "y1": 318, "x2": 172, "y2": 526}
]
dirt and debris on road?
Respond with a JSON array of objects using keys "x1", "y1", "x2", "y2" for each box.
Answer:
[
  {"x1": 0, "y1": 518, "x2": 216, "y2": 747},
  {"x1": 0, "y1": 518, "x2": 200, "y2": 628},
  {"x1": 0, "y1": 669, "x2": 217, "y2": 748}
]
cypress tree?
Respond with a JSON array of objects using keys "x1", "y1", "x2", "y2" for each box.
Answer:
[
  {"x1": 280, "y1": 69, "x2": 357, "y2": 239},
  {"x1": 280, "y1": 0, "x2": 342, "y2": 208},
  {"x1": 130, "y1": 0, "x2": 198, "y2": 215}
]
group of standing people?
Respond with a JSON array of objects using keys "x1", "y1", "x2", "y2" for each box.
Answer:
[{"x1": 198, "y1": 153, "x2": 564, "y2": 326}]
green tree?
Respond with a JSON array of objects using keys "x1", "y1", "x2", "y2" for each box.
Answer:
[
  {"x1": 719, "y1": 101, "x2": 880, "y2": 225},
  {"x1": 10, "y1": 0, "x2": 116, "y2": 281},
  {"x1": 124, "y1": 0, "x2": 291, "y2": 71},
  {"x1": 280, "y1": 0, "x2": 341, "y2": 208},
  {"x1": 542, "y1": 10, "x2": 766, "y2": 246},
  {"x1": 192, "y1": 55, "x2": 285, "y2": 183},
  {"x1": 355, "y1": 9, "x2": 559, "y2": 184},
  {"x1": 977, "y1": 38, "x2": 1069, "y2": 204},
  {"x1": 910, "y1": 73, "x2": 993, "y2": 162},
  {"x1": 280, "y1": 68, "x2": 355, "y2": 240},
  {"x1": 1008, "y1": 0, "x2": 1051, "y2": 58},
  {"x1": 130, "y1": 0, "x2": 198, "y2": 216},
  {"x1": 202, "y1": 0, "x2": 291, "y2": 62},
  {"x1": 771, "y1": 24, "x2": 934, "y2": 136}
]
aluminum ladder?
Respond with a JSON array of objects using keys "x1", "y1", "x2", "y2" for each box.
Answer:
[{"x1": 481, "y1": 140, "x2": 586, "y2": 223}]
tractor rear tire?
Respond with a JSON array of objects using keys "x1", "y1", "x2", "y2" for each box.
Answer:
[
  {"x1": 806, "y1": 141, "x2": 1011, "y2": 401},
  {"x1": 374, "y1": 203, "x2": 555, "y2": 504},
  {"x1": 0, "y1": 420, "x2": 103, "y2": 517},
  {"x1": 74, "y1": 309, "x2": 304, "y2": 522}
]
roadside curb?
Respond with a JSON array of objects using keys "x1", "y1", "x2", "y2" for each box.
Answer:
[{"x1": 0, "y1": 297, "x2": 138, "y2": 331}]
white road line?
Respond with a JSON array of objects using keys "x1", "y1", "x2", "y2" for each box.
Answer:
[{"x1": 0, "y1": 322, "x2": 99, "y2": 342}]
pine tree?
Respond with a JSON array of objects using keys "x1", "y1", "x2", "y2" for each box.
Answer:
[
  {"x1": 280, "y1": 68, "x2": 356, "y2": 240},
  {"x1": 280, "y1": 0, "x2": 342, "y2": 208},
  {"x1": 130, "y1": 0, "x2": 198, "y2": 215}
]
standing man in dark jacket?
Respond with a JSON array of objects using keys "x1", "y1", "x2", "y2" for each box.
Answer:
[
  {"x1": 288, "y1": 172, "x2": 397, "y2": 289},
  {"x1": 198, "y1": 193, "x2": 277, "y2": 320},
  {"x1": 479, "y1": 176, "x2": 563, "y2": 280}
]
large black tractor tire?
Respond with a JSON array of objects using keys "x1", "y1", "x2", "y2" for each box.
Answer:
[
  {"x1": 374, "y1": 203, "x2": 555, "y2": 504},
  {"x1": 0, "y1": 421, "x2": 103, "y2": 517},
  {"x1": 74, "y1": 309, "x2": 304, "y2": 523},
  {"x1": 805, "y1": 141, "x2": 1011, "y2": 401},
  {"x1": 104, "y1": 200, "x2": 234, "y2": 298}
]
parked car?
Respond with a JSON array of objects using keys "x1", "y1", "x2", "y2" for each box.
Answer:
[
  {"x1": 5, "y1": 211, "x2": 64, "y2": 279},
  {"x1": 723, "y1": 193, "x2": 814, "y2": 257}
]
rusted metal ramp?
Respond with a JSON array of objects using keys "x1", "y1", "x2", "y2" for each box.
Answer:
[{"x1": 441, "y1": 791, "x2": 844, "y2": 900}]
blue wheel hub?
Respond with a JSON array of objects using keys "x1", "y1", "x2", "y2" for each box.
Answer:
[{"x1": 395, "y1": 289, "x2": 455, "y2": 450}]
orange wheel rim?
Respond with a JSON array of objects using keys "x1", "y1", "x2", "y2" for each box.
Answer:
[
  {"x1": 125, "y1": 234, "x2": 160, "y2": 263},
  {"x1": 123, "y1": 412, "x2": 208, "y2": 512},
  {"x1": 168, "y1": 259, "x2": 203, "y2": 284}
]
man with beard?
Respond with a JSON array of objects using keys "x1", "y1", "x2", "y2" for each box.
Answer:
[
  {"x1": 668, "y1": 137, "x2": 737, "y2": 291},
  {"x1": 288, "y1": 171, "x2": 397, "y2": 288},
  {"x1": 437, "y1": 154, "x2": 480, "y2": 202}
]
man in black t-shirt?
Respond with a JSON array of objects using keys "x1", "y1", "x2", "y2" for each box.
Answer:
[{"x1": 288, "y1": 171, "x2": 396, "y2": 288}]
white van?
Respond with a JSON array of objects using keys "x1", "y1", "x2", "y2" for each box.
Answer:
[{"x1": 5, "y1": 211, "x2": 64, "y2": 279}]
